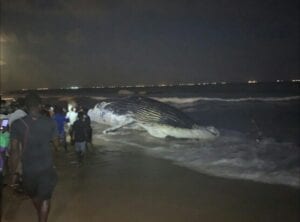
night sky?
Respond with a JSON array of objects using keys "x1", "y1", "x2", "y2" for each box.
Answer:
[{"x1": 1, "y1": 0, "x2": 299, "y2": 91}]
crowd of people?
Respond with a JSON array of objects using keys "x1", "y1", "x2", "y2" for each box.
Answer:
[{"x1": 0, "y1": 93, "x2": 93, "y2": 222}]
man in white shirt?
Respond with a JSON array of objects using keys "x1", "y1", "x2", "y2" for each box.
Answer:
[
  {"x1": 66, "y1": 106, "x2": 78, "y2": 145},
  {"x1": 66, "y1": 107, "x2": 78, "y2": 127}
]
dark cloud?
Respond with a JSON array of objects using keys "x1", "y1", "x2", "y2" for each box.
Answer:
[{"x1": 1, "y1": 0, "x2": 299, "y2": 90}]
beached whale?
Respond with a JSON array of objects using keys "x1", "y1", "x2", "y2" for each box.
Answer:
[{"x1": 88, "y1": 96, "x2": 219, "y2": 139}]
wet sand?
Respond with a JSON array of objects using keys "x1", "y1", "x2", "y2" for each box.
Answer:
[{"x1": 2, "y1": 145, "x2": 300, "y2": 222}]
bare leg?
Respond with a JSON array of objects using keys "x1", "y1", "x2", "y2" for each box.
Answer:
[
  {"x1": 32, "y1": 198, "x2": 51, "y2": 222},
  {"x1": 63, "y1": 134, "x2": 68, "y2": 151},
  {"x1": 0, "y1": 174, "x2": 2, "y2": 222},
  {"x1": 77, "y1": 151, "x2": 83, "y2": 164}
]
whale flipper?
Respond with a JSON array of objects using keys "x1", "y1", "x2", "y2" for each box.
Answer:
[{"x1": 103, "y1": 120, "x2": 135, "y2": 134}]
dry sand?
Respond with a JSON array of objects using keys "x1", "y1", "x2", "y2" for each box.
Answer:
[{"x1": 2, "y1": 145, "x2": 300, "y2": 222}]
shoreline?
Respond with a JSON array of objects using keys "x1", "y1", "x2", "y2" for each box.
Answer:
[{"x1": 2, "y1": 145, "x2": 300, "y2": 222}]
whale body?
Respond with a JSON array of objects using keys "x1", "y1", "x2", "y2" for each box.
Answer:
[{"x1": 88, "y1": 96, "x2": 219, "y2": 139}]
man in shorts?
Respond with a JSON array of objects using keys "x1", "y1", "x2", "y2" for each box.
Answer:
[{"x1": 9, "y1": 93, "x2": 59, "y2": 222}]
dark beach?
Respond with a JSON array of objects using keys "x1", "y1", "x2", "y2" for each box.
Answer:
[
  {"x1": 1, "y1": 85, "x2": 300, "y2": 221},
  {"x1": 2, "y1": 144, "x2": 300, "y2": 222},
  {"x1": 2, "y1": 0, "x2": 299, "y2": 219}
]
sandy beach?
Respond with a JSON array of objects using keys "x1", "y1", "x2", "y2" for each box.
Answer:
[{"x1": 2, "y1": 143, "x2": 300, "y2": 222}]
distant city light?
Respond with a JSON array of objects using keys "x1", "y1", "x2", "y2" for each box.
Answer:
[
  {"x1": 69, "y1": 86, "x2": 80, "y2": 90},
  {"x1": 135, "y1": 84, "x2": 145, "y2": 88},
  {"x1": 37, "y1": 87, "x2": 49, "y2": 90},
  {"x1": 9, "y1": 79, "x2": 300, "y2": 92},
  {"x1": 158, "y1": 84, "x2": 167, "y2": 87}
]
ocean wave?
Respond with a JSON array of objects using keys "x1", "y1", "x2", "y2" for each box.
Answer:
[
  {"x1": 152, "y1": 96, "x2": 300, "y2": 104},
  {"x1": 91, "y1": 125, "x2": 300, "y2": 188}
]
